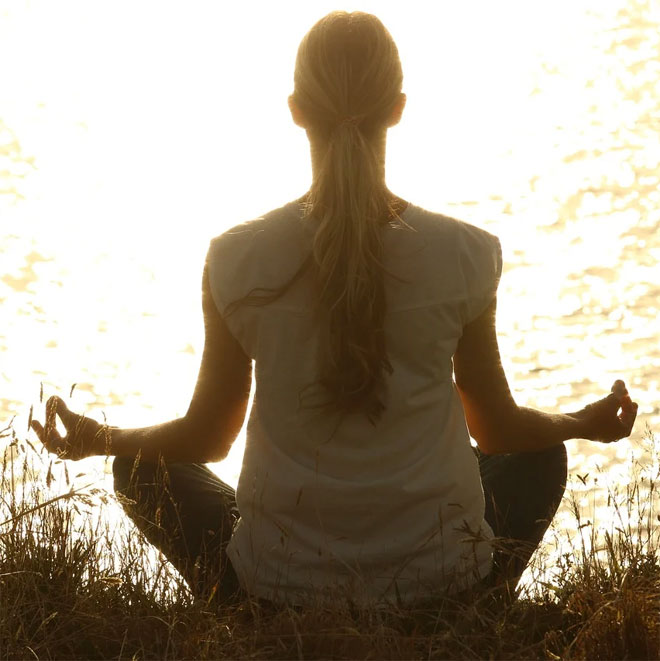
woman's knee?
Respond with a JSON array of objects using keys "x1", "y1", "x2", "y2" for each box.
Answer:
[
  {"x1": 545, "y1": 442, "x2": 568, "y2": 486},
  {"x1": 112, "y1": 456, "x2": 133, "y2": 491},
  {"x1": 524, "y1": 442, "x2": 567, "y2": 479},
  {"x1": 550, "y1": 441, "x2": 567, "y2": 463},
  {"x1": 112, "y1": 455, "x2": 153, "y2": 493},
  {"x1": 532, "y1": 444, "x2": 568, "y2": 522}
]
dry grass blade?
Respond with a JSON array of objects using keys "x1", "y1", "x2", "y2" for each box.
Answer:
[
  {"x1": 1, "y1": 415, "x2": 659, "y2": 659},
  {"x1": 0, "y1": 483, "x2": 95, "y2": 529}
]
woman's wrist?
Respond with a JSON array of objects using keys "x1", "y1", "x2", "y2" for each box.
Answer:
[
  {"x1": 91, "y1": 424, "x2": 116, "y2": 456},
  {"x1": 565, "y1": 411, "x2": 590, "y2": 440},
  {"x1": 514, "y1": 407, "x2": 590, "y2": 448}
]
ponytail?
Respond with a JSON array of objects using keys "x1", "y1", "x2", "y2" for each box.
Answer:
[
  {"x1": 293, "y1": 11, "x2": 405, "y2": 422},
  {"x1": 229, "y1": 11, "x2": 405, "y2": 423}
]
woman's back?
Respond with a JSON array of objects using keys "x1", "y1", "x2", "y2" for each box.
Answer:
[{"x1": 207, "y1": 198, "x2": 501, "y2": 605}]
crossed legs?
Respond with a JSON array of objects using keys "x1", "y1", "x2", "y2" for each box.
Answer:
[
  {"x1": 477, "y1": 442, "x2": 568, "y2": 599},
  {"x1": 112, "y1": 443, "x2": 567, "y2": 607},
  {"x1": 112, "y1": 455, "x2": 242, "y2": 605}
]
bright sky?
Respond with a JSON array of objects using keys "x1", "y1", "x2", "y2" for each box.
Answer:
[{"x1": 0, "y1": 0, "x2": 605, "y2": 236}]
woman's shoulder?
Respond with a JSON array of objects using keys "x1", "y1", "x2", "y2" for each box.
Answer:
[
  {"x1": 406, "y1": 203, "x2": 495, "y2": 234},
  {"x1": 217, "y1": 200, "x2": 302, "y2": 236},
  {"x1": 404, "y1": 203, "x2": 500, "y2": 253},
  {"x1": 207, "y1": 200, "x2": 309, "y2": 287},
  {"x1": 209, "y1": 200, "x2": 303, "y2": 252},
  {"x1": 403, "y1": 205, "x2": 502, "y2": 296},
  {"x1": 205, "y1": 201, "x2": 305, "y2": 310}
]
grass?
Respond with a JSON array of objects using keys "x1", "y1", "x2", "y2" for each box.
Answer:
[{"x1": 1, "y1": 417, "x2": 659, "y2": 660}]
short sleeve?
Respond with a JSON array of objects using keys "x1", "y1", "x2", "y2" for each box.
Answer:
[
  {"x1": 206, "y1": 222, "x2": 258, "y2": 316},
  {"x1": 206, "y1": 235, "x2": 230, "y2": 316},
  {"x1": 459, "y1": 226, "x2": 503, "y2": 325},
  {"x1": 205, "y1": 209, "x2": 310, "y2": 361},
  {"x1": 205, "y1": 226, "x2": 259, "y2": 358}
]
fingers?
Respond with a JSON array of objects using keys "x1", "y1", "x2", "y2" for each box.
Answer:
[
  {"x1": 602, "y1": 392, "x2": 622, "y2": 412},
  {"x1": 30, "y1": 419, "x2": 45, "y2": 440},
  {"x1": 584, "y1": 381, "x2": 638, "y2": 442},
  {"x1": 611, "y1": 379, "x2": 628, "y2": 398},
  {"x1": 48, "y1": 396, "x2": 80, "y2": 429},
  {"x1": 609, "y1": 380, "x2": 638, "y2": 437},
  {"x1": 30, "y1": 418, "x2": 65, "y2": 455},
  {"x1": 31, "y1": 396, "x2": 104, "y2": 461},
  {"x1": 619, "y1": 393, "x2": 635, "y2": 413},
  {"x1": 30, "y1": 396, "x2": 80, "y2": 457},
  {"x1": 618, "y1": 395, "x2": 638, "y2": 436}
]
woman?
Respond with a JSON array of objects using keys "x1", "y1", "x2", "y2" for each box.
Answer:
[{"x1": 32, "y1": 11, "x2": 638, "y2": 608}]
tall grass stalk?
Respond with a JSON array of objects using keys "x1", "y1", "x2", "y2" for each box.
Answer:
[{"x1": 1, "y1": 422, "x2": 659, "y2": 659}]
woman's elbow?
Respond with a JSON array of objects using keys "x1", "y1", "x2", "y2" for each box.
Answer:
[
  {"x1": 186, "y1": 405, "x2": 244, "y2": 463},
  {"x1": 204, "y1": 424, "x2": 242, "y2": 462},
  {"x1": 468, "y1": 409, "x2": 522, "y2": 455},
  {"x1": 181, "y1": 419, "x2": 231, "y2": 463},
  {"x1": 473, "y1": 434, "x2": 511, "y2": 455},
  {"x1": 206, "y1": 441, "x2": 232, "y2": 463}
]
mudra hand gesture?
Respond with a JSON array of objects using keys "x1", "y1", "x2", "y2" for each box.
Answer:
[
  {"x1": 570, "y1": 379, "x2": 638, "y2": 443},
  {"x1": 31, "y1": 396, "x2": 109, "y2": 460}
]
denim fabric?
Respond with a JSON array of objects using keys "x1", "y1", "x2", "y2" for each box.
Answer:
[
  {"x1": 476, "y1": 442, "x2": 568, "y2": 597},
  {"x1": 113, "y1": 442, "x2": 567, "y2": 606},
  {"x1": 112, "y1": 456, "x2": 242, "y2": 605}
]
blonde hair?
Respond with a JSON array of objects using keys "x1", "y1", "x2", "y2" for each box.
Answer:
[
  {"x1": 293, "y1": 11, "x2": 405, "y2": 422},
  {"x1": 229, "y1": 12, "x2": 405, "y2": 423}
]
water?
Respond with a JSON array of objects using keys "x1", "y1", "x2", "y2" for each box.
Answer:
[{"x1": 1, "y1": 0, "x2": 659, "y2": 586}]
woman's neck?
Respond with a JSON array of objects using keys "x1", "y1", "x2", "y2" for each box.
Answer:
[{"x1": 304, "y1": 132, "x2": 407, "y2": 215}]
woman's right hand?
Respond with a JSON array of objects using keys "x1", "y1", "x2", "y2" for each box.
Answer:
[
  {"x1": 31, "y1": 396, "x2": 108, "y2": 460},
  {"x1": 569, "y1": 380, "x2": 638, "y2": 443}
]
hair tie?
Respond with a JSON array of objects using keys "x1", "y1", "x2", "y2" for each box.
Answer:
[{"x1": 337, "y1": 115, "x2": 362, "y2": 128}]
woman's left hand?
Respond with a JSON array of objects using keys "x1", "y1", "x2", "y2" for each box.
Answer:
[
  {"x1": 568, "y1": 380, "x2": 638, "y2": 444},
  {"x1": 31, "y1": 396, "x2": 108, "y2": 460}
]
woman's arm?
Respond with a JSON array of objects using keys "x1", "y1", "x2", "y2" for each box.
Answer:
[
  {"x1": 453, "y1": 297, "x2": 637, "y2": 454},
  {"x1": 32, "y1": 263, "x2": 252, "y2": 463}
]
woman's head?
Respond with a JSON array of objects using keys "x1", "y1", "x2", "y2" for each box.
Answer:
[{"x1": 289, "y1": 11, "x2": 405, "y2": 140}]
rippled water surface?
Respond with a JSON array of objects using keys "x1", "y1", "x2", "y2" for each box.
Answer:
[{"x1": 1, "y1": 1, "x2": 659, "y2": 582}]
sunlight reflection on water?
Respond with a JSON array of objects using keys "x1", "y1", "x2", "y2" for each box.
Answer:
[{"x1": 1, "y1": 0, "x2": 659, "y2": 592}]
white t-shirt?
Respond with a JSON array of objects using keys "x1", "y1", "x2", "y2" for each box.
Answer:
[{"x1": 207, "y1": 199, "x2": 502, "y2": 606}]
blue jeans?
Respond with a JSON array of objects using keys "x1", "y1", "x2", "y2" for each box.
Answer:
[
  {"x1": 113, "y1": 457, "x2": 242, "y2": 604},
  {"x1": 113, "y1": 442, "x2": 567, "y2": 605},
  {"x1": 476, "y1": 443, "x2": 567, "y2": 598}
]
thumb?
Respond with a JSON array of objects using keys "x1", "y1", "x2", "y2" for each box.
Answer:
[
  {"x1": 620, "y1": 401, "x2": 638, "y2": 435},
  {"x1": 620, "y1": 393, "x2": 640, "y2": 414},
  {"x1": 601, "y1": 392, "x2": 621, "y2": 412},
  {"x1": 611, "y1": 379, "x2": 628, "y2": 398},
  {"x1": 46, "y1": 396, "x2": 78, "y2": 429}
]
